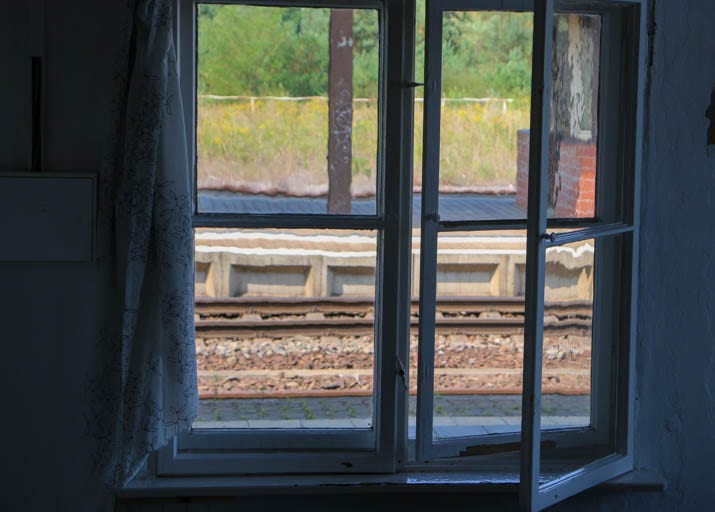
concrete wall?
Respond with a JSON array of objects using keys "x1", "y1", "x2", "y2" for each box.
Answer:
[{"x1": 1, "y1": 0, "x2": 715, "y2": 511}]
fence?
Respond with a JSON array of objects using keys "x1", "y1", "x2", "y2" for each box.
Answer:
[{"x1": 198, "y1": 94, "x2": 515, "y2": 113}]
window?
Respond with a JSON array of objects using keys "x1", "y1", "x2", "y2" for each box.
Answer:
[{"x1": 160, "y1": 0, "x2": 647, "y2": 509}]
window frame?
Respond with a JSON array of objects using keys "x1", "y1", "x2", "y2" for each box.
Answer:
[
  {"x1": 412, "y1": 0, "x2": 644, "y2": 469},
  {"x1": 519, "y1": 0, "x2": 646, "y2": 509},
  {"x1": 157, "y1": 1, "x2": 648, "y2": 508},
  {"x1": 161, "y1": 0, "x2": 415, "y2": 476}
]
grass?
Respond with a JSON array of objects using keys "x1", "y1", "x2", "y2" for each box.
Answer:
[
  {"x1": 300, "y1": 400, "x2": 315, "y2": 420},
  {"x1": 196, "y1": 97, "x2": 530, "y2": 195}
]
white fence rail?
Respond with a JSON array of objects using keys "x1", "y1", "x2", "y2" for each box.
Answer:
[{"x1": 199, "y1": 95, "x2": 514, "y2": 113}]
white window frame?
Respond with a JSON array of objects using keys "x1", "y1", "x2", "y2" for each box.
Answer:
[
  {"x1": 156, "y1": 0, "x2": 648, "y2": 509},
  {"x1": 162, "y1": 0, "x2": 409, "y2": 476},
  {"x1": 519, "y1": 1, "x2": 647, "y2": 509}
]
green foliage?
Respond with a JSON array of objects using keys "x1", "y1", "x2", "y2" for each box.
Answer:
[
  {"x1": 198, "y1": 6, "x2": 327, "y2": 96},
  {"x1": 194, "y1": 4, "x2": 534, "y2": 193},
  {"x1": 433, "y1": 10, "x2": 533, "y2": 97},
  {"x1": 198, "y1": 6, "x2": 379, "y2": 97},
  {"x1": 197, "y1": 3, "x2": 532, "y2": 99}
]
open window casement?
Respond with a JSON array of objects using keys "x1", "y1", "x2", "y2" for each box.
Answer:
[
  {"x1": 416, "y1": 0, "x2": 646, "y2": 509},
  {"x1": 518, "y1": 0, "x2": 646, "y2": 510}
]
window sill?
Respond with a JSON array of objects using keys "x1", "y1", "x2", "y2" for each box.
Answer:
[{"x1": 118, "y1": 469, "x2": 664, "y2": 499}]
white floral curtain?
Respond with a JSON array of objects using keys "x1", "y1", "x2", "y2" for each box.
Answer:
[{"x1": 85, "y1": 0, "x2": 197, "y2": 489}]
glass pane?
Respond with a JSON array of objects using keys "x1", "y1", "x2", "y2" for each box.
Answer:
[
  {"x1": 408, "y1": 225, "x2": 419, "y2": 442},
  {"x1": 428, "y1": 230, "x2": 527, "y2": 441},
  {"x1": 196, "y1": 5, "x2": 379, "y2": 215},
  {"x1": 540, "y1": 237, "x2": 594, "y2": 434},
  {"x1": 547, "y1": 14, "x2": 602, "y2": 219},
  {"x1": 433, "y1": 11, "x2": 533, "y2": 221},
  {"x1": 193, "y1": 228, "x2": 377, "y2": 429},
  {"x1": 539, "y1": 233, "x2": 627, "y2": 483}
]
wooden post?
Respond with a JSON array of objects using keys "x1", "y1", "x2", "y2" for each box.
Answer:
[{"x1": 327, "y1": 9, "x2": 353, "y2": 214}]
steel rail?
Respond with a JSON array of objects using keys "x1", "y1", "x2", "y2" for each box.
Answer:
[
  {"x1": 195, "y1": 316, "x2": 591, "y2": 338},
  {"x1": 195, "y1": 296, "x2": 593, "y2": 318}
]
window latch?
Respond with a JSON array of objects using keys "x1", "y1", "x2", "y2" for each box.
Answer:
[
  {"x1": 395, "y1": 356, "x2": 408, "y2": 390},
  {"x1": 425, "y1": 212, "x2": 440, "y2": 224},
  {"x1": 542, "y1": 232, "x2": 555, "y2": 243}
]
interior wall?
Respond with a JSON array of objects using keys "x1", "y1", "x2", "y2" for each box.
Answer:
[
  {"x1": 1, "y1": 0, "x2": 714, "y2": 511},
  {"x1": 626, "y1": 0, "x2": 715, "y2": 508},
  {"x1": 0, "y1": 1, "x2": 120, "y2": 511}
]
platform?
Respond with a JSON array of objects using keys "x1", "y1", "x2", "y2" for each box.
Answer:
[
  {"x1": 194, "y1": 394, "x2": 590, "y2": 440},
  {"x1": 198, "y1": 191, "x2": 526, "y2": 222}
]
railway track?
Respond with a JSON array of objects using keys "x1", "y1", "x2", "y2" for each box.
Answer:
[
  {"x1": 195, "y1": 296, "x2": 592, "y2": 337},
  {"x1": 195, "y1": 296, "x2": 593, "y2": 398},
  {"x1": 197, "y1": 367, "x2": 590, "y2": 398}
]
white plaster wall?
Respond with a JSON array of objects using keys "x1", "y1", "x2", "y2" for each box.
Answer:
[
  {"x1": 621, "y1": 0, "x2": 715, "y2": 507},
  {"x1": 553, "y1": 0, "x2": 715, "y2": 509},
  {"x1": 2, "y1": 0, "x2": 715, "y2": 510}
]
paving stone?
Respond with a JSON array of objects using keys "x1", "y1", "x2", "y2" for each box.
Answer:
[
  {"x1": 433, "y1": 416, "x2": 458, "y2": 427},
  {"x1": 195, "y1": 395, "x2": 590, "y2": 431},
  {"x1": 300, "y1": 419, "x2": 356, "y2": 429},
  {"x1": 434, "y1": 425, "x2": 489, "y2": 440},
  {"x1": 484, "y1": 424, "x2": 521, "y2": 435},
  {"x1": 247, "y1": 419, "x2": 302, "y2": 429},
  {"x1": 193, "y1": 420, "x2": 250, "y2": 429},
  {"x1": 541, "y1": 416, "x2": 589, "y2": 427},
  {"x1": 502, "y1": 416, "x2": 522, "y2": 426}
]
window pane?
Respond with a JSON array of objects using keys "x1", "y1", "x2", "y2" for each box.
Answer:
[
  {"x1": 539, "y1": 233, "x2": 627, "y2": 483},
  {"x1": 546, "y1": 14, "x2": 602, "y2": 220},
  {"x1": 196, "y1": 5, "x2": 379, "y2": 215},
  {"x1": 430, "y1": 230, "x2": 526, "y2": 440},
  {"x1": 193, "y1": 228, "x2": 377, "y2": 429},
  {"x1": 433, "y1": 11, "x2": 533, "y2": 222},
  {"x1": 540, "y1": 237, "x2": 594, "y2": 433}
]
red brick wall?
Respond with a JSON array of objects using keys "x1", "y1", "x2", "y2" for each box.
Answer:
[{"x1": 515, "y1": 130, "x2": 596, "y2": 218}]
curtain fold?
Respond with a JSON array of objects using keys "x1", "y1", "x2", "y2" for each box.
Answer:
[{"x1": 85, "y1": 0, "x2": 197, "y2": 489}]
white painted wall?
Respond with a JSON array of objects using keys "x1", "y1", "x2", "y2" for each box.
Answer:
[{"x1": 1, "y1": 0, "x2": 714, "y2": 510}]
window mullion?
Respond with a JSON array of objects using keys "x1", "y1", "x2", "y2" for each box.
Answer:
[
  {"x1": 383, "y1": 0, "x2": 418, "y2": 469},
  {"x1": 380, "y1": 0, "x2": 418, "y2": 470},
  {"x1": 519, "y1": 0, "x2": 554, "y2": 510},
  {"x1": 415, "y1": 0, "x2": 443, "y2": 463}
]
